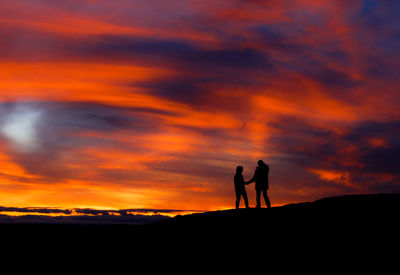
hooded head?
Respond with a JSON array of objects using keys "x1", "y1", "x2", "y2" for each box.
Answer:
[{"x1": 236, "y1": 166, "x2": 243, "y2": 173}]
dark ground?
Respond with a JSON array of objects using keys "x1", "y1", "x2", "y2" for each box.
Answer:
[{"x1": 1, "y1": 193, "x2": 399, "y2": 267}]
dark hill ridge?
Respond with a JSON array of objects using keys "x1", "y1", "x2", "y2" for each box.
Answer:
[
  {"x1": 137, "y1": 193, "x2": 400, "y2": 259},
  {"x1": 1, "y1": 193, "x2": 399, "y2": 265},
  {"x1": 1, "y1": 193, "x2": 399, "y2": 251},
  {"x1": 144, "y1": 193, "x2": 400, "y2": 244},
  {"x1": 151, "y1": 193, "x2": 400, "y2": 228}
]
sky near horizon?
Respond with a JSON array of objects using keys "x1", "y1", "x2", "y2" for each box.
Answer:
[{"x1": 0, "y1": 0, "x2": 399, "y2": 211}]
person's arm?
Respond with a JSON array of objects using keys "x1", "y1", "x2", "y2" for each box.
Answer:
[{"x1": 247, "y1": 169, "x2": 257, "y2": 184}]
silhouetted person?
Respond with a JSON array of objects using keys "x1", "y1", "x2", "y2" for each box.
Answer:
[
  {"x1": 234, "y1": 166, "x2": 250, "y2": 209},
  {"x1": 248, "y1": 160, "x2": 271, "y2": 208}
]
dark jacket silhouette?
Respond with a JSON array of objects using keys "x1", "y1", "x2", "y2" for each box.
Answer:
[
  {"x1": 248, "y1": 162, "x2": 269, "y2": 191},
  {"x1": 248, "y1": 160, "x2": 271, "y2": 208},
  {"x1": 234, "y1": 166, "x2": 249, "y2": 209}
]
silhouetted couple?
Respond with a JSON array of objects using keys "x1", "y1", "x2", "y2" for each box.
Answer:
[{"x1": 234, "y1": 160, "x2": 271, "y2": 209}]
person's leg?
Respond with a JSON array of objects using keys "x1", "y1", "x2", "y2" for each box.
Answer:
[
  {"x1": 256, "y1": 189, "x2": 261, "y2": 208},
  {"x1": 242, "y1": 190, "x2": 250, "y2": 208},
  {"x1": 263, "y1": 189, "x2": 271, "y2": 208},
  {"x1": 235, "y1": 190, "x2": 241, "y2": 209}
]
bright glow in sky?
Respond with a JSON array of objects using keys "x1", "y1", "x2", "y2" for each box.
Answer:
[{"x1": 1, "y1": 106, "x2": 44, "y2": 152}]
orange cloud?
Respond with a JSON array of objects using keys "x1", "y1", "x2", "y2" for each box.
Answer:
[{"x1": 308, "y1": 168, "x2": 355, "y2": 188}]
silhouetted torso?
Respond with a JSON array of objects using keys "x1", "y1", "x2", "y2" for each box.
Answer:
[
  {"x1": 234, "y1": 173, "x2": 246, "y2": 191},
  {"x1": 251, "y1": 164, "x2": 269, "y2": 190}
]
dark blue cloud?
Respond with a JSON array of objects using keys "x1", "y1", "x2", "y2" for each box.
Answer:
[
  {"x1": 0, "y1": 213, "x2": 169, "y2": 225},
  {"x1": 266, "y1": 117, "x2": 400, "y2": 192},
  {"x1": 343, "y1": 121, "x2": 400, "y2": 176},
  {"x1": 305, "y1": 63, "x2": 361, "y2": 90},
  {"x1": 351, "y1": 0, "x2": 400, "y2": 57},
  {"x1": 71, "y1": 35, "x2": 276, "y2": 72},
  {"x1": 138, "y1": 78, "x2": 206, "y2": 104},
  {"x1": 360, "y1": 147, "x2": 400, "y2": 175},
  {"x1": 362, "y1": 56, "x2": 400, "y2": 81},
  {"x1": 0, "y1": 206, "x2": 203, "y2": 225},
  {"x1": 250, "y1": 23, "x2": 306, "y2": 53},
  {"x1": 0, "y1": 24, "x2": 276, "y2": 72},
  {"x1": 343, "y1": 121, "x2": 400, "y2": 146},
  {"x1": 0, "y1": 206, "x2": 72, "y2": 215}
]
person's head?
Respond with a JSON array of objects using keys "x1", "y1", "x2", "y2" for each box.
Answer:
[
  {"x1": 236, "y1": 166, "x2": 243, "y2": 173},
  {"x1": 258, "y1": 160, "x2": 265, "y2": 167}
]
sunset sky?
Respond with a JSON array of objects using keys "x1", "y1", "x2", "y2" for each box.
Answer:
[{"x1": 0, "y1": 0, "x2": 399, "y2": 212}]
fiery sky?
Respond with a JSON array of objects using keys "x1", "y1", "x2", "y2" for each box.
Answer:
[{"x1": 0, "y1": 0, "x2": 399, "y2": 211}]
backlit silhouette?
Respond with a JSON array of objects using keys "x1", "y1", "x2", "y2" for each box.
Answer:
[
  {"x1": 234, "y1": 166, "x2": 250, "y2": 209},
  {"x1": 248, "y1": 160, "x2": 271, "y2": 208}
]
